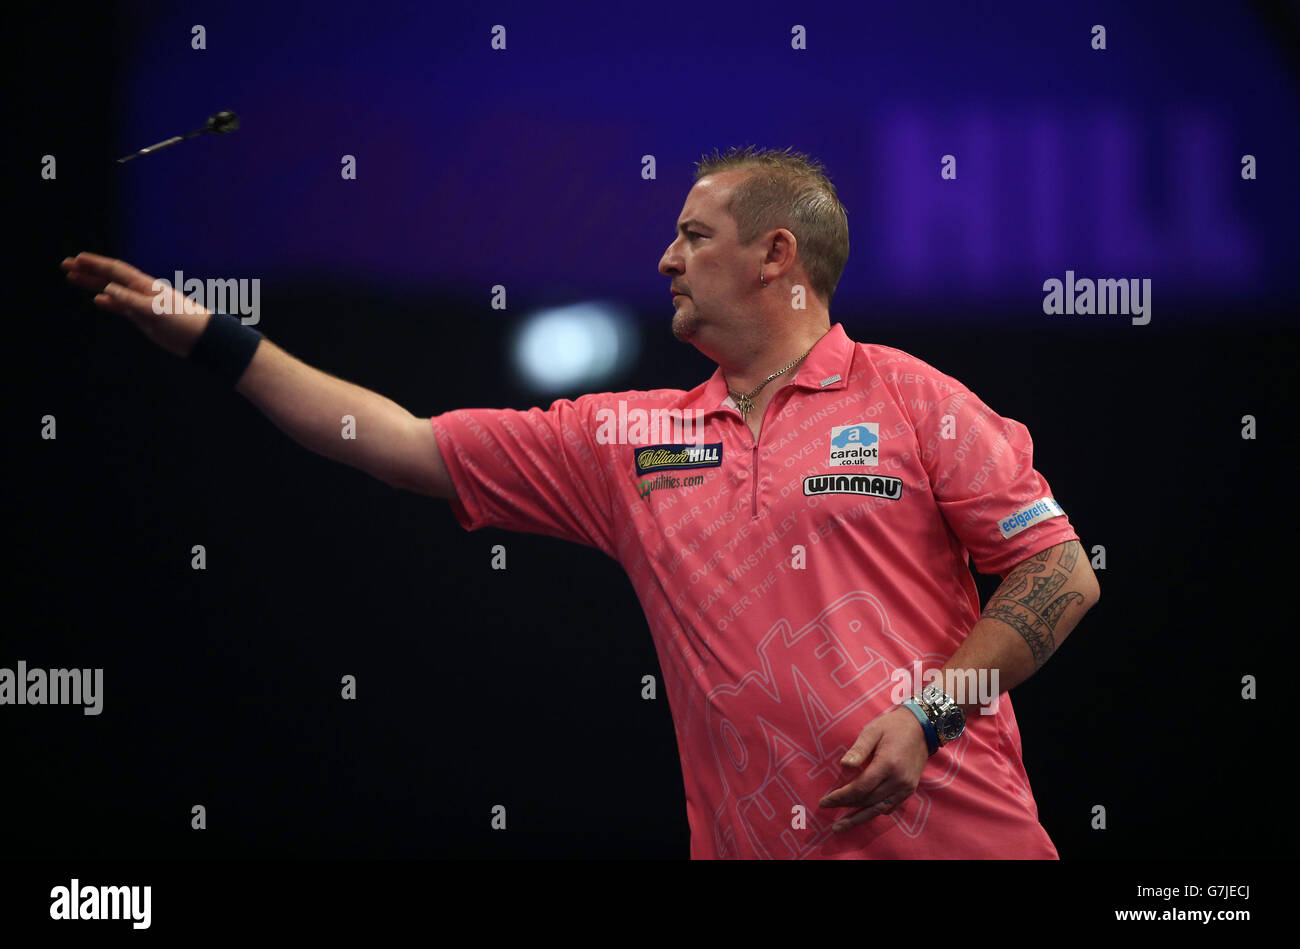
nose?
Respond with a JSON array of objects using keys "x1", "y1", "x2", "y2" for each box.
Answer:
[{"x1": 658, "y1": 238, "x2": 681, "y2": 278}]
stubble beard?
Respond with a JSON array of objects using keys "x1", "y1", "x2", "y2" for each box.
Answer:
[{"x1": 671, "y1": 298, "x2": 700, "y2": 342}]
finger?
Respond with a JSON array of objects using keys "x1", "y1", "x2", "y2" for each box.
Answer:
[
  {"x1": 840, "y1": 726, "x2": 882, "y2": 770},
  {"x1": 92, "y1": 293, "x2": 129, "y2": 318},
  {"x1": 818, "y1": 732, "x2": 884, "y2": 808},
  {"x1": 831, "y1": 792, "x2": 904, "y2": 833},
  {"x1": 67, "y1": 252, "x2": 157, "y2": 294},
  {"x1": 96, "y1": 281, "x2": 156, "y2": 317},
  {"x1": 66, "y1": 251, "x2": 126, "y2": 276},
  {"x1": 821, "y1": 743, "x2": 901, "y2": 808},
  {"x1": 66, "y1": 270, "x2": 111, "y2": 293},
  {"x1": 820, "y1": 764, "x2": 888, "y2": 810},
  {"x1": 92, "y1": 288, "x2": 132, "y2": 313}
]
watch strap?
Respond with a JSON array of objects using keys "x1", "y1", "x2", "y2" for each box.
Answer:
[{"x1": 901, "y1": 699, "x2": 940, "y2": 756}]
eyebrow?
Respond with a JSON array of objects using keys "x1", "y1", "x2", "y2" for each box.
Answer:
[{"x1": 677, "y1": 218, "x2": 712, "y2": 234}]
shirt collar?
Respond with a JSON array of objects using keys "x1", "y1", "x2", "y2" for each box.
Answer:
[{"x1": 683, "y1": 322, "x2": 855, "y2": 416}]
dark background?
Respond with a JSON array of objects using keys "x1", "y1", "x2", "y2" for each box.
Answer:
[{"x1": 8, "y1": 1, "x2": 1297, "y2": 859}]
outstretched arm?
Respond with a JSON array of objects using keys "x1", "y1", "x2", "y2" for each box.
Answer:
[{"x1": 62, "y1": 251, "x2": 455, "y2": 498}]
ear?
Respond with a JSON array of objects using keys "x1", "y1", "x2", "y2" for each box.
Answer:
[{"x1": 765, "y1": 227, "x2": 799, "y2": 276}]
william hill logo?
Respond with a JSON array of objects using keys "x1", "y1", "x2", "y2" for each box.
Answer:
[
  {"x1": 634, "y1": 442, "x2": 723, "y2": 475},
  {"x1": 803, "y1": 473, "x2": 903, "y2": 499}
]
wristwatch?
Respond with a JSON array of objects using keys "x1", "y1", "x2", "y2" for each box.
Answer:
[{"x1": 919, "y1": 685, "x2": 966, "y2": 745}]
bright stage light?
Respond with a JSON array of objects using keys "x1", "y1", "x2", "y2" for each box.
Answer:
[{"x1": 512, "y1": 302, "x2": 638, "y2": 393}]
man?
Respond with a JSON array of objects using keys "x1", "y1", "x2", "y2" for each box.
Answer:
[{"x1": 62, "y1": 144, "x2": 1098, "y2": 859}]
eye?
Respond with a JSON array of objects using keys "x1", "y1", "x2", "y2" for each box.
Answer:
[{"x1": 686, "y1": 231, "x2": 702, "y2": 241}]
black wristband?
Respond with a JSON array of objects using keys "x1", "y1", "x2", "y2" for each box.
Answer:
[{"x1": 188, "y1": 312, "x2": 264, "y2": 384}]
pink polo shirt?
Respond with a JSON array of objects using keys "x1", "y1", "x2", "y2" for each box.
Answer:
[{"x1": 430, "y1": 322, "x2": 1079, "y2": 859}]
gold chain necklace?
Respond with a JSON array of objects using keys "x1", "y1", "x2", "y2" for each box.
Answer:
[{"x1": 727, "y1": 347, "x2": 813, "y2": 419}]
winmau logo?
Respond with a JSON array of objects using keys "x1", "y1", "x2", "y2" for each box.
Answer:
[{"x1": 803, "y1": 474, "x2": 902, "y2": 499}]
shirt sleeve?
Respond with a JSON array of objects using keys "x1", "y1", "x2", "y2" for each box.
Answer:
[
  {"x1": 916, "y1": 389, "x2": 1080, "y2": 578},
  {"x1": 428, "y1": 395, "x2": 619, "y2": 559}
]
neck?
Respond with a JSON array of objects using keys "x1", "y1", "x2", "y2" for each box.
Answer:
[{"x1": 723, "y1": 321, "x2": 832, "y2": 397}]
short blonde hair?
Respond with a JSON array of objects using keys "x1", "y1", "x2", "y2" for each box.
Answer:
[{"x1": 695, "y1": 145, "x2": 850, "y2": 306}]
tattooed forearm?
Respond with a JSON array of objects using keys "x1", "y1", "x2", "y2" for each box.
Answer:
[{"x1": 982, "y1": 541, "x2": 1089, "y2": 669}]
